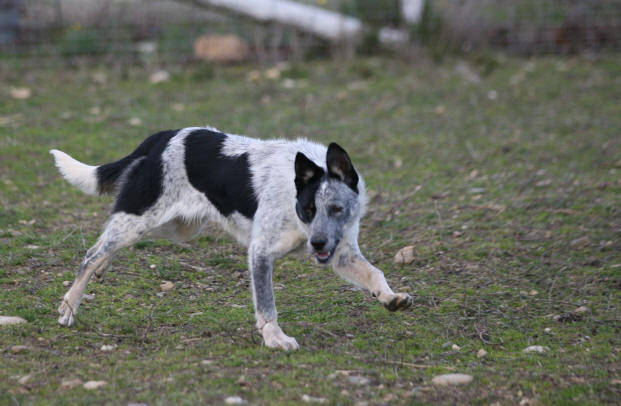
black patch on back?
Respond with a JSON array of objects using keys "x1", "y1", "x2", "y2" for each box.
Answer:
[
  {"x1": 112, "y1": 130, "x2": 177, "y2": 215},
  {"x1": 184, "y1": 129, "x2": 258, "y2": 219},
  {"x1": 97, "y1": 130, "x2": 178, "y2": 195}
]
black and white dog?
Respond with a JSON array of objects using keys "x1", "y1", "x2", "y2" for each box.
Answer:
[{"x1": 51, "y1": 127, "x2": 412, "y2": 350}]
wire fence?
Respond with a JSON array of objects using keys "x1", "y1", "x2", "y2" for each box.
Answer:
[{"x1": 1, "y1": 0, "x2": 620, "y2": 65}]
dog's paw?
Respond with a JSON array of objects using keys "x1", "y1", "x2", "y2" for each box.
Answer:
[
  {"x1": 58, "y1": 299, "x2": 76, "y2": 327},
  {"x1": 383, "y1": 292, "x2": 413, "y2": 312},
  {"x1": 262, "y1": 321, "x2": 299, "y2": 351}
]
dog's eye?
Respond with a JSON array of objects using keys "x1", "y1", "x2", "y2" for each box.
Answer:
[
  {"x1": 305, "y1": 203, "x2": 316, "y2": 218},
  {"x1": 329, "y1": 205, "x2": 343, "y2": 215}
]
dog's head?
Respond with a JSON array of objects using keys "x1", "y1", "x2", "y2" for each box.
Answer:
[{"x1": 295, "y1": 143, "x2": 362, "y2": 264}]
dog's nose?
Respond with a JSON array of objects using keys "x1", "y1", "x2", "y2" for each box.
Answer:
[{"x1": 310, "y1": 236, "x2": 328, "y2": 251}]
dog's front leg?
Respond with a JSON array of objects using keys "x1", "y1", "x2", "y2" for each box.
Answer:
[
  {"x1": 332, "y1": 241, "x2": 412, "y2": 311},
  {"x1": 249, "y1": 246, "x2": 299, "y2": 351}
]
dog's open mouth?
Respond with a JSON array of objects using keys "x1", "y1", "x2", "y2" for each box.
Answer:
[{"x1": 315, "y1": 249, "x2": 334, "y2": 264}]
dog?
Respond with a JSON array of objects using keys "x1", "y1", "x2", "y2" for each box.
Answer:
[{"x1": 50, "y1": 127, "x2": 412, "y2": 350}]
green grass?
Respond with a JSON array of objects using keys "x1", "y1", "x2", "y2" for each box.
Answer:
[{"x1": 1, "y1": 55, "x2": 620, "y2": 405}]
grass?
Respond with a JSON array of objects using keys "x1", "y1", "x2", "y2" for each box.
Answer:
[{"x1": 1, "y1": 54, "x2": 620, "y2": 405}]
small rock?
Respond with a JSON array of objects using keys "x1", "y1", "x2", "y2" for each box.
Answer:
[
  {"x1": 431, "y1": 373, "x2": 473, "y2": 385},
  {"x1": 18, "y1": 374, "x2": 31, "y2": 385},
  {"x1": 194, "y1": 35, "x2": 249, "y2": 63},
  {"x1": 160, "y1": 281, "x2": 174, "y2": 291},
  {"x1": 348, "y1": 375, "x2": 370, "y2": 385},
  {"x1": 522, "y1": 345, "x2": 549, "y2": 353},
  {"x1": 11, "y1": 345, "x2": 32, "y2": 353},
  {"x1": 83, "y1": 380, "x2": 107, "y2": 390},
  {"x1": 570, "y1": 236, "x2": 590, "y2": 249},
  {"x1": 529, "y1": 289, "x2": 538, "y2": 296},
  {"x1": 149, "y1": 70, "x2": 170, "y2": 84},
  {"x1": 200, "y1": 359, "x2": 214, "y2": 365},
  {"x1": 60, "y1": 378, "x2": 83, "y2": 389},
  {"x1": 477, "y1": 349, "x2": 488, "y2": 358},
  {"x1": 10, "y1": 87, "x2": 32, "y2": 100},
  {"x1": 224, "y1": 396, "x2": 245, "y2": 404},
  {"x1": 171, "y1": 102, "x2": 185, "y2": 112},
  {"x1": 128, "y1": 117, "x2": 142, "y2": 126},
  {"x1": 100, "y1": 344, "x2": 116, "y2": 351},
  {"x1": 83, "y1": 294, "x2": 95, "y2": 303},
  {"x1": 302, "y1": 394, "x2": 326, "y2": 403},
  {"x1": 451, "y1": 344, "x2": 461, "y2": 351},
  {"x1": 63, "y1": 280, "x2": 72, "y2": 287},
  {"x1": 535, "y1": 179, "x2": 552, "y2": 187},
  {"x1": 544, "y1": 327, "x2": 552, "y2": 334},
  {"x1": 574, "y1": 306, "x2": 590, "y2": 314},
  {"x1": 455, "y1": 62, "x2": 481, "y2": 84},
  {"x1": 0, "y1": 316, "x2": 27, "y2": 325},
  {"x1": 394, "y1": 246, "x2": 415, "y2": 265}
]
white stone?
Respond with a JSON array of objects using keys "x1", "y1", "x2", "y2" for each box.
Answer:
[
  {"x1": 224, "y1": 396, "x2": 244, "y2": 404},
  {"x1": 477, "y1": 349, "x2": 488, "y2": 358},
  {"x1": 523, "y1": 345, "x2": 549, "y2": 353},
  {"x1": 0, "y1": 316, "x2": 27, "y2": 326},
  {"x1": 431, "y1": 373, "x2": 473, "y2": 385},
  {"x1": 394, "y1": 246, "x2": 416, "y2": 265},
  {"x1": 83, "y1": 380, "x2": 107, "y2": 390}
]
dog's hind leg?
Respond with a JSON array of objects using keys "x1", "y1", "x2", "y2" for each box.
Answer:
[
  {"x1": 332, "y1": 240, "x2": 412, "y2": 311},
  {"x1": 58, "y1": 213, "x2": 153, "y2": 326}
]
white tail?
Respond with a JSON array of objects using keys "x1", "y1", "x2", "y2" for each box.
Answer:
[{"x1": 50, "y1": 149, "x2": 98, "y2": 195}]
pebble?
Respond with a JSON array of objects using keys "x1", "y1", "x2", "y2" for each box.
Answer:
[
  {"x1": 60, "y1": 378, "x2": 83, "y2": 389},
  {"x1": 477, "y1": 349, "x2": 488, "y2": 358},
  {"x1": 11, "y1": 345, "x2": 32, "y2": 353},
  {"x1": 348, "y1": 375, "x2": 370, "y2": 385},
  {"x1": 149, "y1": 70, "x2": 170, "y2": 84},
  {"x1": 570, "y1": 236, "x2": 590, "y2": 249},
  {"x1": 431, "y1": 373, "x2": 473, "y2": 385},
  {"x1": 574, "y1": 306, "x2": 590, "y2": 314},
  {"x1": 18, "y1": 374, "x2": 31, "y2": 385},
  {"x1": 394, "y1": 246, "x2": 416, "y2": 265},
  {"x1": 100, "y1": 344, "x2": 117, "y2": 351},
  {"x1": 0, "y1": 316, "x2": 27, "y2": 326},
  {"x1": 160, "y1": 281, "x2": 174, "y2": 291},
  {"x1": 451, "y1": 344, "x2": 461, "y2": 351},
  {"x1": 224, "y1": 396, "x2": 244, "y2": 404},
  {"x1": 302, "y1": 394, "x2": 326, "y2": 403},
  {"x1": 83, "y1": 380, "x2": 108, "y2": 390},
  {"x1": 523, "y1": 345, "x2": 549, "y2": 353}
]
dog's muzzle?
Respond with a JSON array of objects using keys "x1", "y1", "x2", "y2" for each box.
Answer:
[{"x1": 310, "y1": 236, "x2": 339, "y2": 264}]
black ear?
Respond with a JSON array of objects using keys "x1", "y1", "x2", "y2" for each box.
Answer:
[
  {"x1": 326, "y1": 143, "x2": 359, "y2": 193},
  {"x1": 295, "y1": 152, "x2": 324, "y2": 194}
]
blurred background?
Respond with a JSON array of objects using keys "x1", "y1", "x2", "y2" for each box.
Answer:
[{"x1": 2, "y1": 0, "x2": 620, "y2": 65}]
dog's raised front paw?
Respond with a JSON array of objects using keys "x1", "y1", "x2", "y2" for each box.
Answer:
[
  {"x1": 383, "y1": 292, "x2": 413, "y2": 312},
  {"x1": 261, "y1": 321, "x2": 299, "y2": 351},
  {"x1": 58, "y1": 299, "x2": 76, "y2": 326}
]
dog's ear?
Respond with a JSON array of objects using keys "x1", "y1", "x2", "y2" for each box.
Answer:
[
  {"x1": 295, "y1": 152, "x2": 324, "y2": 193},
  {"x1": 326, "y1": 143, "x2": 359, "y2": 193}
]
